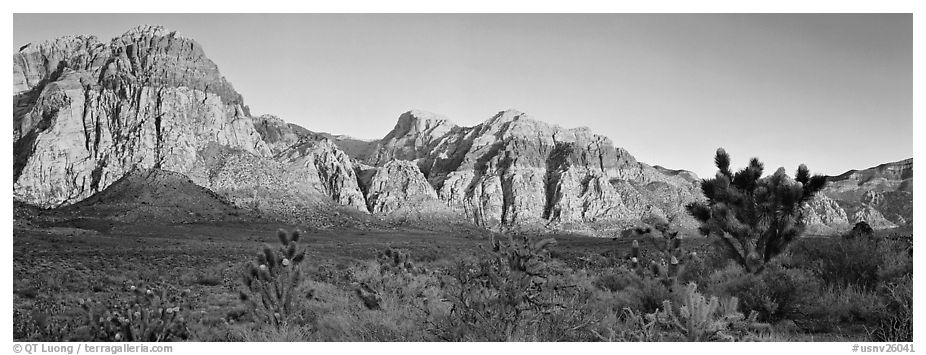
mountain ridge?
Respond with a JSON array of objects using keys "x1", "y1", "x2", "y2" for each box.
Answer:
[{"x1": 12, "y1": 25, "x2": 912, "y2": 236}]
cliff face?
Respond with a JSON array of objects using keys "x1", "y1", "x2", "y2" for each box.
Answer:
[
  {"x1": 13, "y1": 26, "x2": 911, "y2": 235},
  {"x1": 805, "y1": 159, "x2": 913, "y2": 233},
  {"x1": 363, "y1": 109, "x2": 702, "y2": 232},
  {"x1": 14, "y1": 26, "x2": 265, "y2": 208},
  {"x1": 12, "y1": 26, "x2": 364, "y2": 224}
]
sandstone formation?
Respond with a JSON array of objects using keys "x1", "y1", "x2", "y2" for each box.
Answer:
[
  {"x1": 12, "y1": 26, "x2": 365, "y2": 227},
  {"x1": 363, "y1": 109, "x2": 702, "y2": 232},
  {"x1": 362, "y1": 160, "x2": 439, "y2": 214},
  {"x1": 13, "y1": 25, "x2": 912, "y2": 236},
  {"x1": 801, "y1": 158, "x2": 913, "y2": 233}
]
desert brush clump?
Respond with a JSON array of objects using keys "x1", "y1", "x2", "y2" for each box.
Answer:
[
  {"x1": 13, "y1": 302, "x2": 77, "y2": 341},
  {"x1": 867, "y1": 275, "x2": 913, "y2": 342},
  {"x1": 593, "y1": 283, "x2": 761, "y2": 342},
  {"x1": 378, "y1": 246, "x2": 427, "y2": 275},
  {"x1": 598, "y1": 217, "x2": 695, "y2": 314},
  {"x1": 434, "y1": 234, "x2": 597, "y2": 341},
  {"x1": 788, "y1": 231, "x2": 913, "y2": 290},
  {"x1": 239, "y1": 229, "x2": 308, "y2": 328},
  {"x1": 76, "y1": 282, "x2": 191, "y2": 341},
  {"x1": 686, "y1": 148, "x2": 827, "y2": 273},
  {"x1": 591, "y1": 307, "x2": 661, "y2": 342},
  {"x1": 627, "y1": 217, "x2": 694, "y2": 292}
]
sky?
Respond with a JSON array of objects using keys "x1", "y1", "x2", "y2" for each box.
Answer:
[{"x1": 13, "y1": 14, "x2": 912, "y2": 178}]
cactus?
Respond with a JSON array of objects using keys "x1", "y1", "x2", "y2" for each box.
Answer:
[
  {"x1": 650, "y1": 283, "x2": 759, "y2": 341},
  {"x1": 239, "y1": 229, "x2": 308, "y2": 328},
  {"x1": 628, "y1": 221, "x2": 693, "y2": 292},
  {"x1": 78, "y1": 282, "x2": 190, "y2": 341},
  {"x1": 378, "y1": 247, "x2": 422, "y2": 274}
]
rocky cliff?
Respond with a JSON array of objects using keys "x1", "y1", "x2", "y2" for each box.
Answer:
[
  {"x1": 12, "y1": 26, "x2": 366, "y2": 227},
  {"x1": 13, "y1": 26, "x2": 912, "y2": 236},
  {"x1": 361, "y1": 109, "x2": 703, "y2": 232},
  {"x1": 808, "y1": 159, "x2": 913, "y2": 233}
]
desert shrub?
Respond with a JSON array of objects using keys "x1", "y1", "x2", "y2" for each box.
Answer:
[
  {"x1": 591, "y1": 308, "x2": 661, "y2": 342},
  {"x1": 238, "y1": 229, "x2": 309, "y2": 328},
  {"x1": 74, "y1": 282, "x2": 191, "y2": 341},
  {"x1": 789, "y1": 237, "x2": 881, "y2": 289},
  {"x1": 271, "y1": 247, "x2": 451, "y2": 342},
  {"x1": 179, "y1": 266, "x2": 225, "y2": 287},
  {"x1": 13, "y1": 304, "x2": 77, "y2": 341},
  {"x1": 626, "y1": 218, "x2": 695, "y2": 293},
  {"x1": 814, "y1": 284, "x2": 886, "y2": 325},
  {"x1": 332, "y1": 252, "x2": 447, "y2": 341},
  {"x1": 875, "y1": 236, "x2": 913, "y2": 282},
  {"x1": 705, "y1": 263, "x2": 822, "y2": 324},
  {"x1": 593, "y1": 283, "x2": 761, "y2": 342},
  {"x1": 595, "y1": 267, "x2": 676, "y2": 314},
  {"x1": 678, "y1": 243, "x2": 731, "y2": 286},
  {"x1": 593, "y1": 268, "x2": 634, "y2": 292},
  {"x1": 847, "y1": 221, "x2": 874, "y2": 239},
  {"x1": 789, "y1": 235, "x2": 912, "y2": 289},
  {"x1": 599, "y1": 220, "x2": 695, "y2": 314},
  {"x1": 431, "y1": 235, "x2": 599, "y2": 341},
  {"x1": 686, "y1": 148, "x2": 827, "y2": 273},
  {"x1": 867, "y1": 275, "x2": 912, "y2": 342}
]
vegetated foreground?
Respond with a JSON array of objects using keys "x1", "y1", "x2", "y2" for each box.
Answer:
[{"x1": 12, "y1": 215, "x2": 911, "y2": 342}]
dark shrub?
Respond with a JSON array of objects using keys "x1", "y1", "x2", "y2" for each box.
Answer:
[
  {"x1": 847, "y1": 221, "x2": 874, "y2": 239},
  {"x1": 433, "y1": 235, "x2": 600, "y2": 341},
  {"x1": 789, "y1": 235, "x2": 912, "y2": 289},
  {"x1": 706, "y1": 263, "x2": 822, "y2": 323},
  {"x1": 868, "y1": 275, "x2": 912, "y2": 342}
]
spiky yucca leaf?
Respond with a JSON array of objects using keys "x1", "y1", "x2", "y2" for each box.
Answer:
[{"x1": 715, "y1": 148, "x2": 732, "y2": 177}]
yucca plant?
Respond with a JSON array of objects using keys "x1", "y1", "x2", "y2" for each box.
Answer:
[
  {"x1": 239, "y1": 229, "x2": 308, "y2": 328},
  {"x1": 686, "y1": 148, "x2": 827, "y2": 273}
]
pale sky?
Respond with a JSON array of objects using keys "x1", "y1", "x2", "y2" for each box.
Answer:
[{"x1": 13, "y1": 14, "x2": 912, "y2": 178}]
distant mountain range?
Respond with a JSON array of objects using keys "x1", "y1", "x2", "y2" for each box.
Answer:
[{"x1": 12, "y1": 26, "x2": 912, "y2": 236}]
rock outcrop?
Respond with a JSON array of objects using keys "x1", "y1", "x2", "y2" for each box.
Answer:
[
  {"x1": 13, "y1": 26, "x2": 267, "y2": 208},
  {"x1": 12, "y1": 26, "x2": 366, "y2": 227},
  {"x1": 364, "y1": 109, "x2": 702, "y2": 232},
  {"x1": 362, "y1": 160, "x2": 440, "y2": 214},
  {"x1": 13, "y1": 25, "x2": 911, "y2": 236},
  {"x1": 801, "y1": 159, "x2": 912, "y2": 234}
]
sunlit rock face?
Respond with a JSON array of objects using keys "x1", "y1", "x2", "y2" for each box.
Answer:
[
  {"x1": 14, "y1": 26, "x2": 910, "y2": 235},
  {"x1": 13, "y1": 26, "x2": 365, "y2": 218},
  {"x1": 797, "y1": 159, "x2": 913, "y2": 234},
  {"x1": 365, "y1": 109, "x2": 702, "y2": 232}
]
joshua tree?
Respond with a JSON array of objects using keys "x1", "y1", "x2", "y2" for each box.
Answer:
[{"x1": 685, "y1": 148, "x2": 827, "y2": 273}]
